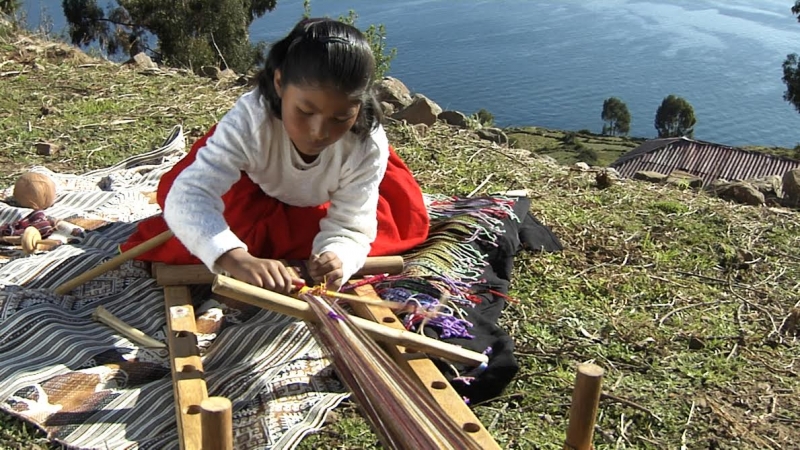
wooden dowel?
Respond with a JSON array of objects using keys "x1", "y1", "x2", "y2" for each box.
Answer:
[
  {"x1": 358, "y1": 255, "x2": 404, "y2": 276},
  {"x1": 200, "y1": 397, "x2": 233, "y2": 450},
  {"x1": 3, "y1": 236, "x2": 61, "y2": 246},
  {"x1": 564, "y1": 363, "x2": 604, "y2": 450},
  {"x1": 212, "y1": 275, "x2": 488, "y2": 367},
  {"x1": 55, "y1": 230, "x2": 174, "y2": 295},
  {"x1": 92, "y1": 305, "x2": 166, "y2": 349},
  {"x1": 155, "y1": 255, "x2": 405, "y2": 286}
]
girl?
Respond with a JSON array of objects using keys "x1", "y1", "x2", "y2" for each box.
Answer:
[{"x1": 121, "y1": 18, "x2": 430, "y2": 293}]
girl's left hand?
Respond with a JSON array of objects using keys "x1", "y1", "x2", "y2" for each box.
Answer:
[{"x1": 308, "y1": 252, "x2": 344, "y2": 290}]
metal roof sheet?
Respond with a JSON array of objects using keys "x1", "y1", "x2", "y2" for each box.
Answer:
[{"x1": 610, "y1": 137, "x2": 800, "y2": 186}]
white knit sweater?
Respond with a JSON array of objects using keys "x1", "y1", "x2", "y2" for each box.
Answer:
[{"x1": 163, "y1": 89, "x2": 389, "y2": 283}]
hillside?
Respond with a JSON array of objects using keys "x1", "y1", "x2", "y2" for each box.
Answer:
[{"x1": 1, "y1": 23, "x2": 799, "y2": 450}]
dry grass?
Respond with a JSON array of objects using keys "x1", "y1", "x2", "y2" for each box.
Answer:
[{"x1": 1, "y1": 21, "x2": 799, "y2": 450}]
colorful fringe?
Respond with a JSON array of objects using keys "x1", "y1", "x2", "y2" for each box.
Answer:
[{"x1": 343, "y1": 195, "x2": 520, "y2": 340}]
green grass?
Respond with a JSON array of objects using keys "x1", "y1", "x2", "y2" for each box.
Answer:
[
  {"x1": 505, "y1": 127, "x2": 642, "y2": 167},
  {"x1": 1, "y1": 21, "x2": 799, "y2": 450}
]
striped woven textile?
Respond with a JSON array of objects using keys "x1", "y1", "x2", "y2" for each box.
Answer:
[{"x1": 0, "y1": 126, "x2": 347, "y2": 449}]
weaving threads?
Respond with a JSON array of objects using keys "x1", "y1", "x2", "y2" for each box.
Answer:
[{"x1": 303, "y1": 291, "x2": 483, "y2": 450}]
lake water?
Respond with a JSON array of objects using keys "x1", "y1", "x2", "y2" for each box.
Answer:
[{"x1": 20, "y1": 0, "x2": 800, "y2": 148}]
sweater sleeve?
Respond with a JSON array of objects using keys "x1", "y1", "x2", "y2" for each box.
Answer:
[
  {"x1": 163, "y1": 96, "x2": 263, "y2": 272},
  {"x1": 312, "y1": 130, "x2": 389, "y2": 284}
]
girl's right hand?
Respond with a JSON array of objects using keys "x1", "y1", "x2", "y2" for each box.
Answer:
[{"x1": 216, "y1": 248, "x2": 301, "y2": 294}]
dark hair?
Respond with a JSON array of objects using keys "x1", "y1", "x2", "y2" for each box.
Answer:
[{"x1": 257, "y1": 18, "x2": 383, "y2": 139}]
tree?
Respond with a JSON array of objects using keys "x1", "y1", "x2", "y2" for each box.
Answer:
[
  {"x1": 303, "y1": 2, "x2": 397, "y2": 80},
  {"x1": 600, "y1": 97, "x2": 631, "y2": 136},
  {"x1": 654, "y1": 95, "x2": 696, "y2": 138},
  {"x1": 782, "y1": 2, "x2": 800, "y2": 112},
  {"x1": 62, "y1": 0, "x2": 276, "y2": 73}
]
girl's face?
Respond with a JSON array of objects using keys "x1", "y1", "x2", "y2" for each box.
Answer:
[{"x1": 275, "y1": 70, "x2": 361, "y2": 159}]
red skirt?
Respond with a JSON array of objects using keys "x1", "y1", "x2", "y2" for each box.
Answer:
[{"x1": 121, "y1": 126, "x2": 430, "y2": 264}]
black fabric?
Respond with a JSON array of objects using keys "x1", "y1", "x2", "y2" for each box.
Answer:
[{"x1": 428, "y1": 197, "x2": 563, "y2": 404}]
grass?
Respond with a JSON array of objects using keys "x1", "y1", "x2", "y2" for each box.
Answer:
[
  {"x1": 505, "y1": 127, "x2": 644, "y2": 167},
  {"x1": 1, "y1": 20, "x2": 799, "y2": 450}
]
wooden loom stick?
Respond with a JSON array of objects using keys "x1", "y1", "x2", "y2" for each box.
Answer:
[
  {"x1": 211, "y1": 274, "x2": 488, "y2": 367},
  {"x1": 54, "y1": 230, "x2": 174, "y2": 295},
  {"x1": 348, "y1": 284, "x2": 502, "y2": 450},
  {"x1": 164, "y1": 286, "x2": 232, "y2": 450},
  {"x1": 152, "y1": 255, "x2": 405, "y2": 286},
  {"x1": 165, "y1": 285, "x2": 207, "y2": 450},
  {"x1": 564, "y1": 363, "x2": 604, "y2": 450}
]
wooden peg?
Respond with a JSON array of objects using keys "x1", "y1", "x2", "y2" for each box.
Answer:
[
  {"x1": 200, "y1": 397, "x2": 233, "y2": 450},
  {"x1": 564, "y1": 363, "x2": 604, "y2": 450}
]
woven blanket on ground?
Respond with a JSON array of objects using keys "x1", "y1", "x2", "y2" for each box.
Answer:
[{"x1": 0, "y1": 126, "x2": 562, "y2": 449}]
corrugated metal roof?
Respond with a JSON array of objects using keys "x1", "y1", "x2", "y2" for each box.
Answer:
[{"x1": 610, "y1": 137, "x2": 800, "y2": 186}]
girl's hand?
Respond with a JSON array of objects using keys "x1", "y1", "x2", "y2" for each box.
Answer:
[
  {"x1": 216, "y1": 248, "x2": 301, "y2": 294},
  {"x1": 308, "y1": 252, "x2": 344, "y2": 291}
]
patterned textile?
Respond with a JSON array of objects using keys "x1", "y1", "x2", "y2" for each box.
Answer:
[{"x1": 0, "y1": 127, "x2": 347, "y2": 450}]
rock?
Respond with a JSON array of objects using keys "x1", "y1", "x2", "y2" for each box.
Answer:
[
  {"x1": 745, "y1": 174, "x2": 783, "y2": 201},
  {"x1": 716, "y1": 182, "x2": 765, "y2": 206},
  {"x1": 200, "y1": 66, "x2": 237, "y2": 81},
  {"x1": 34, "y1": 142, "x2": 59, "y2": 156},
  {"x1": 476, "y1": 127, "x2": 508, "y2": 145},
  {"x1": 374, "y1": 76, "x2": 412, "y2": 109},
  {"x1": 573, "y1": 162, "x2": 591, "y2": 171},
  {"x1": 783, "y1": 168, "x2": 800, "y2": 205},
  {"x1": 666, "y1": 170, "x2": 703, "y2": 189},
  {"x1": 380, "y1": 101, "x2": 395, "y2": 116},
  {"x1": 131, "y1": 52, "x2": 157, "y2": 69},
  {"x1": 633, "y1": 171, "x2": 668, "y2": 183},
  {"x1": 438, "y1": 110, "x2": 468, "y2": 128},
  {"x1": 391, "y1": 94, "x2": 442, "y2": 127}
]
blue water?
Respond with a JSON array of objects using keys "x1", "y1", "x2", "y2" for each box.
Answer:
[{"x1": 20, "y1": 0, "x2": 800, "y2": 148}]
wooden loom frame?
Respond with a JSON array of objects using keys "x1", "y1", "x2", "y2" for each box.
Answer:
[
  {"x1": 153, "y1": 262, "x2": 604, "y2": 449},
  {"x1": 153, "y1": 262, "x2": 502, "y2": 449}
]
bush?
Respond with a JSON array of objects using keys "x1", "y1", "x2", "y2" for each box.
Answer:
[
  {"x1": 576, "y1": 147, "x2": 599, "y2": 165},
  {"x1": 472, "y1": 108, "x2": 494, "y2": 127},
  {"x1": 0, "y1": 0, "x2": 20, "y2": 14}
]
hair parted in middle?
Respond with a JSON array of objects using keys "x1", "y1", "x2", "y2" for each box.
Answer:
[{"x1": 257, "y1": 18, "x2": 384, "y2": 139}]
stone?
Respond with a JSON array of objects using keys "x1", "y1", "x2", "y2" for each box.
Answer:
[
  {"x1": 132, "y1": 52, "x2": 157, "y2": 69},
  {"x1": 475, "y1": 127, "x2": 508, "y2": 145},
  {"x1": 380, "y1": 101, "x2": 395, "y2": 116},
  {"x1": 633, "y1": 171, "x2": 668, "y2": 183},
  {"x1": 666, "y1": 170, "x2": 703, "y2": 189},
  {"x1": 716, "y1": 182, "x2": 765, "y2": 206},
  {"x1": 438, "y1": 110, "x2": 468, "y2": 128},
  {"x1": 573, "y1": 162, "x2": 591, "y2": 171},
  {"x1": 391, "y1": 94, "x2": 442, "y2": 127},
  {"x1": 374, "y1": 76, "x2": 412, "y2": 108},
  {"x1": 783, "y1": 168, "x2": 800, "y2": 205},
  {"x1": 35, "y1": 142, "x2": 58, "y2": 156}
]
